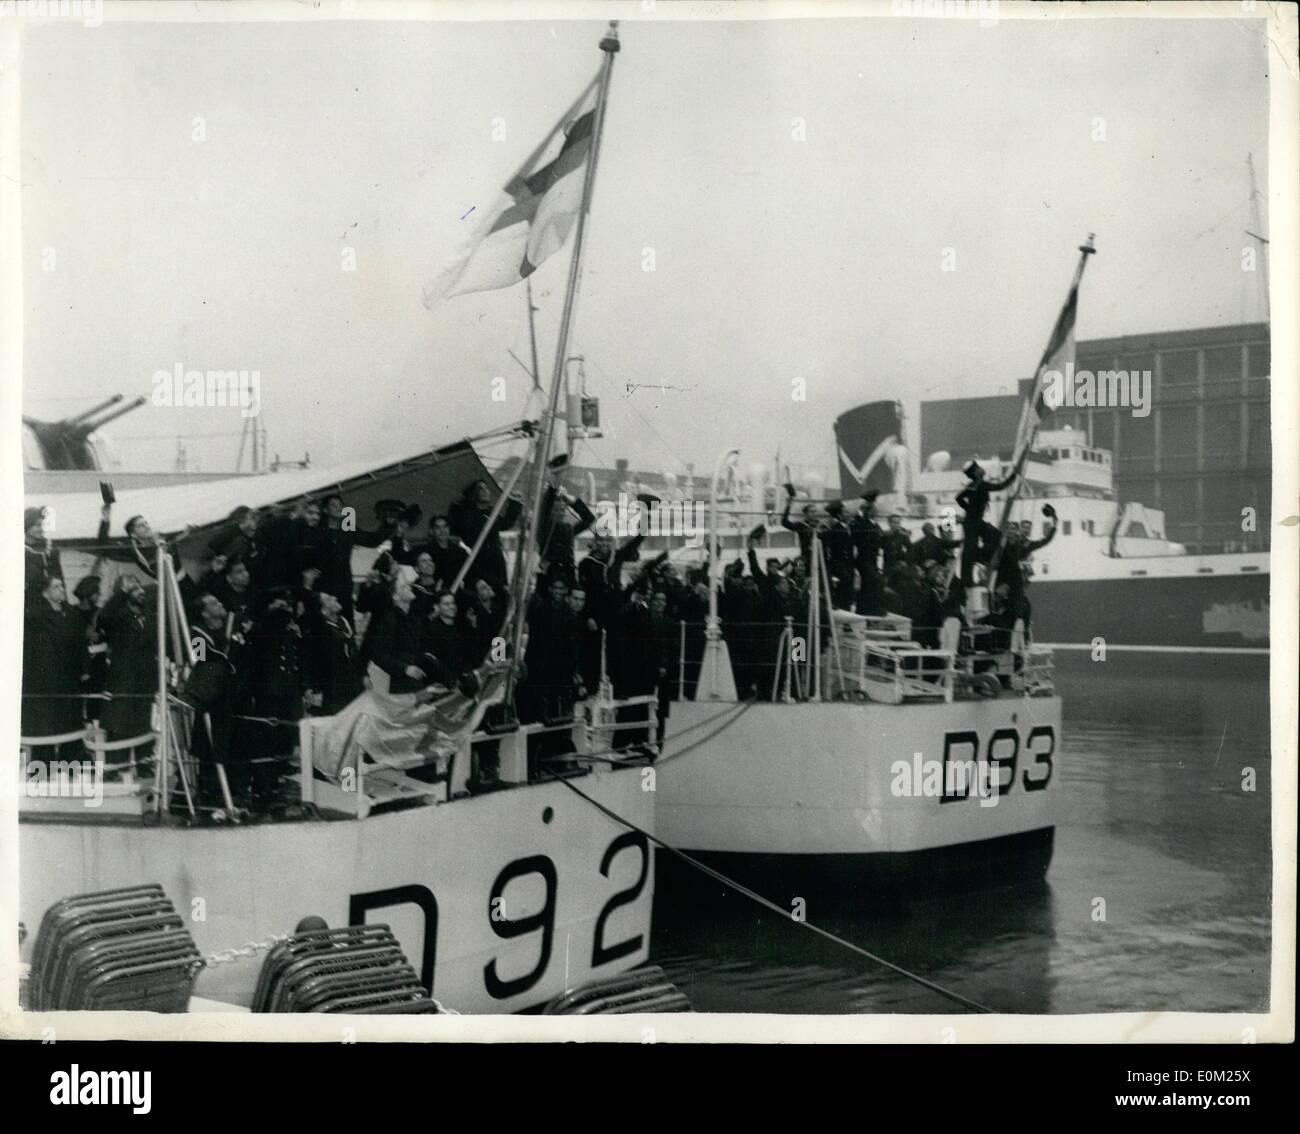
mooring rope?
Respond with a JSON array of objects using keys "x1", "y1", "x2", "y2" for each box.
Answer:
[{"x1": 545, "y1": 764, "x2": 996, "y2": 1015}]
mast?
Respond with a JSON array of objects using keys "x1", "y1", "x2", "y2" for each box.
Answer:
[
  {"x1": 526, "y1": 276, "x2": 543, "y2": 391},
  {"x1": 505, "y1": 22, "x2": 622, "y2": 696},
  {"x1": 155, "y1": 544, "x2": 170, "y2": 816},
  {"x1": 987, "y1": 234, "x2": 1096, "y2": 591},
  {"x1": 1245, "y1": 152, "x2": 1269, "y2": 323},
  {"x1": 696, "y1": 448, "x2": 739, "y2": 701}
]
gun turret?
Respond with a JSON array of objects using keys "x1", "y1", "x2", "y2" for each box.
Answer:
[{"x1": 22, "y1": 394, "x2": 146, "y2": 471}]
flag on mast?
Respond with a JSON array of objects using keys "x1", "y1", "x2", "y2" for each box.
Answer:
[
  {"x1": 1008, "y1": 239, "x2": 1092, "y2": 471},
  {"x1": 425, "y1": 73, "x2": 601, "y2": 303},
  {"x1": 987, "y1": 235, "x2": 1095, "y2": 590},
  {"x1": 1013, "y1": 283, "x2": 1078, "y2": 457}
]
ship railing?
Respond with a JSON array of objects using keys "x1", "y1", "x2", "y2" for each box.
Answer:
[
  {"x1": 18, "y1": 722, "x2": 159, "y2": 817},
  {"x1": 672, "y1": 615, "x2": 1055, "y2": 704},
  {"x1": 569, "y1": 693, "x2": 659, "y2": 762},
  {"x1": 296, "y1": 693, "x2": 659, "y2": 818},
  {"x1": 297, "y1": 711, "x2": 452, "y2": 818},
  {"x1": 953, "y1": 625, "x2": 1056, "y2": 698},
  {"x1": 843, "y1": 641, "x2": 956, "y2": 704}
]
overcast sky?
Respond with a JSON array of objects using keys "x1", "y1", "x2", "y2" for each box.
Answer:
[{"x1": 19, "y1": 5, "x2": 1271, "y2": 483}]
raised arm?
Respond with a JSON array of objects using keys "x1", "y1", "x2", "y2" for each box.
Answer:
[
  {"x1": 1027, "y1": 505, "x2": 1058, "y2": 551},
  {"x1": 985, "y1": 466, "x2": 1019, "y2": 492},
  {"x1": 780, "y1": 495, "x2": 803, "y2": 533},
  {"x1": 570, "y1": 495, "x2": 597, "y2": 536}
]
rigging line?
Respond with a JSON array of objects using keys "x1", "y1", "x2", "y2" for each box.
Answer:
[
  {"x1": 1190, "y1": 197, "x2": 1252, "y2": 241},
  {"x1": 542, "y1": 698, "x2": 755, "y2": 769},
  {"x1": 544, "y1": 769, "x2": 995, "y2": 1015},
  {"x1": 582, "y1": 698, "x2": 754, "y2": 767},
  {"x1": 579, "y1": 352, "x2": 695, "y2": 474}
]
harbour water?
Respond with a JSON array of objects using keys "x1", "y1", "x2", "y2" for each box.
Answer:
[{"x1": 651, "y1": 653, "x2": 1273, "y2": 1014}]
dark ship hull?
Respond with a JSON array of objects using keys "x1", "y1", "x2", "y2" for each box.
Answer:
[{"x1": 1033, "y1": 568, "x2": 1270, "y2": 652}]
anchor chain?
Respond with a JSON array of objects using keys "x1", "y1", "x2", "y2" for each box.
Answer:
[{"x1": 195, "y1": 933, "x2": 290, "y2": 970}]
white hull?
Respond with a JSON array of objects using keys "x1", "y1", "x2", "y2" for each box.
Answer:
[
  {"x1": 657, "y1": 697, "x2": 1061, "y2": 863},
  {"x1": 19, "y1": 767, "x2": 654, "y2": 1014}
]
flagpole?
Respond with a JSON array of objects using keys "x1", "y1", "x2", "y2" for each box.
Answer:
[
  {"x1": 506, "y1": 21, "x2": 621, "y2": 699},
  {"x1": 988, "y1": 234, "x2": 1096, "y2": 590},
  {"x1": 526, "y1": 276, "x2": 542, "y2": 391}
]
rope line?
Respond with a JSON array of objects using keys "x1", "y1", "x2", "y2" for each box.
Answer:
[{"x1": 545, "y1": 768, "x2": 996, "y2": 1015}]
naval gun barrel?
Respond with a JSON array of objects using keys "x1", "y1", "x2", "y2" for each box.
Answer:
[
  {"x1": 63, "y1": 394, "x2": 125, "y2": 427},
  {"x1": 75, "y1": 395, "x2": 146, "y2": 435}
]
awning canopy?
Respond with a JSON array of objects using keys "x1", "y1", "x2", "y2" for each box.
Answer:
[{"x1": 28, "y1": 438, "x2": 506, "y2": 549}]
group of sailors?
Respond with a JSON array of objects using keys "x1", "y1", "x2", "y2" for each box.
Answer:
[
  {"x1": 20, "y1": 474, "x2": 690, "y2": 805},
  {"x1": 21, "y1": 482, "x2": 518, "y2": 801},
  {"x1": 777, "y1": 459, "x2": 1057, "y2": 642},
  {"x1": 20, "y1": 458, "x2": 1055, "y2": 806}
]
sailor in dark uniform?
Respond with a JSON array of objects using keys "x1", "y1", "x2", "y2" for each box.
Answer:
[
  {"x1": 911, "y1": 521, "x2": 952, "y2": 568},
  {"x1": 917, "y1": 560, "x2": 964, "y2": 650},
  {"x1": 566, "y1": 584, "x2": 603, "y2": 696},
  {"x1": 427, "y1": 515, "x2": 469, "y2": 591},
  {"x1": 96, "y1": 503, "x2": 180, "y2": 582},
  {"x1": 411, "y1": 553, "x2": 440, "y2": 618},
  {"x1": 610, "y1": 584, "x2": 660, "y2": 750},
  {"x1": 851, "y1": 491, "x2": 886, "y2": 616},
  {"x1": 184, "y1": 592, "x2": 240, "y2": 801},
  {"x1": 519, "y1": 573, "x2": 578, "y2": 724},
  {"x1": 745, "y1": 540, "x2": 799, "y2": 700},
  {"x1": 251, "y1": 498, "x2": 323, "y2": 594},
  {"x1": 24, "y1": 506, "x2": 63, "y2": 599},
  {"x1": 648, "y1": 589, "x2": 679, "y2": 739},
  {"x1": 212, "y1": 557, "x2": 256, "y2": 637},
  {"x1": 421, "y1": 591, "x2": 472, "y2": 689},
  {"x1": 462, "y1": 577, "x2": 507, "y2": 668},
  {"x1": 207, "y1": 506, "x2": 262, "y2": 581},
  {"x1": 578, "y1": 532, "x2": 646, "y2": 628},
  {"x1": 22, "y1": 575, "x2": 84, "y2": 755},
  {"x1": 822, "y1": 500, "x2": 856, "y2": 610},
  {"x1": 239, "y1": 586, "x2": 305, "y2": 801},
  {"x1": 999, "y1": 504, "x2": 1057, "y2": 634},
  {"x1": 317, "y1": 493, "x2": 393, "y2": 620},
  {"x1": 881, "y1": 514, "x2": 913, "y2": 573},
  {"x1": 537, "y1": 481, "x2": 597, "y2": 586},
  {"x1": 71, "y1": 575, "x2": 108, "y2": 719},
  {"x1": 954, "y1": 460, "x2": 1019, "y2": 589},
  {"x1": 387, "y1": 503, "x2": 427, "y2": 568},
  {"x1": 780, "y1": 484, "x2": 818, "y2": 572},
  {"x1": 366, "y1": 573, "x2": 429, "y2": 695},
  {"x1": 303, "y1": 590, "x2": 362, "y2": 714},
  {"x1": 448, "y1": 480, "x2": 523, "y2": 591},
  {"x1": 97, "y1": 574, "x2": 158, "y2": 748}
]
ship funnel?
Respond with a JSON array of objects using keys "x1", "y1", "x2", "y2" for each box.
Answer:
[{"x1": 832, "y1": 400, "x2": 909, "y2": 499}]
